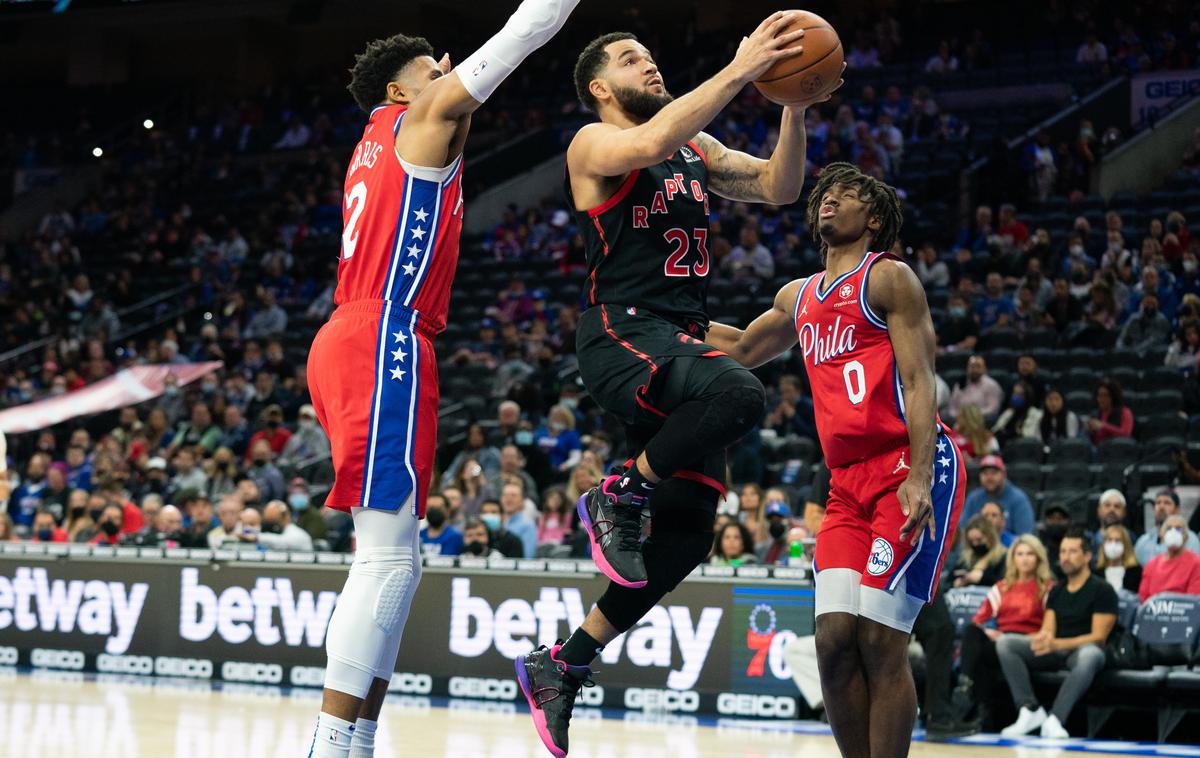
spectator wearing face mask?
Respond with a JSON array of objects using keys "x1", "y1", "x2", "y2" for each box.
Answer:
[
  {"x1": 286, "y1": 477, "x2": 326, "y2": 542},
  {"x1": 1139, "y1": 515, "x2": 1200, "y2": 601},
  {"x1": 9, "y1": 453, "x2": 50, "y2": 530},
  {"x1": 420, "y1": 499, "x2": 463, "y2": 557},
  {"x1": 239, "y1": 500, "x2": 313, "y2": 551},
  {"x1": 1135, "y1": 490, "x2": 1200, "y2": 565},
  {"x1": 533, "y1": 404, "x2": 582, "y2": 472},
  {"x1": 246, "y1": 404, "x2": 292, "y2": 462},
  {"x1": 1117, "y1": 292, "x2": 1172, "y2": 353},
  {"x1": 90, "y1": 503, "x2": 125, "y2": 545},
  {"x1": 755, "y1": 500, "x2": 798, "y2": 565},
  {"x1": 462, "y1": 517, "x2": 498, "y2": 558},
  {"x1": 247, "y1": 439, "x2": 286, "y2": 503},
  {"x1": 952, "y1": 516, "x2": 1008, "y2": 587},
  {"x1": 29, "y1": 509, "x2": 67, "y2": 543},
  {"x1": 278, "y1": 404, "x2": 331, "y2": 468},
  {"x1": 1095, "y1": 524, "x2": 1141, "y2": 593},
  {"x1": 478, "y1": 499, "x2": 524, "y2": 558},
  {"x1": 937, "y1": 293, "x2": 979, "y2": 354}
]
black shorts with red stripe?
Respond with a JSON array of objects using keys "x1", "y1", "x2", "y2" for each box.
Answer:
[{"x1": 576, "y1": 303, "x2": 743, "y2": 492}]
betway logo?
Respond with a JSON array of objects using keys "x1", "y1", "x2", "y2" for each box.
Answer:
[
  {"x1": 179, "y1": 568, "x2": 338, "y2": 647},
  {"x1": 449, "y1": 578, "x2": 721, "y2": 690},
  {"x1": 0, "y1": 566, "x2": 147, "y2": 654}
]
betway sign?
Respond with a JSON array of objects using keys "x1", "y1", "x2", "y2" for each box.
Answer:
[
  {"x1": 448, "y1": 577, "x2": 722, "y2": 690},
  {"x1": 0, "y1": 566, "x2": 147, "y2": 654},
  {"x1": 178, "y1": 567, "x2": 337, "y2": 647}
]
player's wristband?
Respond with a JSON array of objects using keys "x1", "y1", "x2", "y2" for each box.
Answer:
[{"x1": 455, "y1": 0, "x2": 580, "y2": 103}]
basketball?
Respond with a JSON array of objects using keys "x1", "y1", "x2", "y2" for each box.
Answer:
[{"x1": 754, "y1": 10, "x2": 843, "y2": 106}]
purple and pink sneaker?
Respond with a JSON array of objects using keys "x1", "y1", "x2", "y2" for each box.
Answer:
[
  {"x1": 576, "y1": 473, "x2": 648, "y2": 588},
  {"x1": 515, "y1": 643, "x2": 595, "y2": 758}
]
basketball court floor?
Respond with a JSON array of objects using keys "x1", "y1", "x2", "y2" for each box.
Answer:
[{"x1": 1, "y1": 669, "x2": 1195, "y2": 758}]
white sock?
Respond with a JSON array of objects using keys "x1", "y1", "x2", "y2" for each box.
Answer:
[
  {"x1": 309, "y1": 712, "x2": 356, "y2": 758},
  {"x1": 348, "y1": 718, "x2": 378, "y2": 758}
]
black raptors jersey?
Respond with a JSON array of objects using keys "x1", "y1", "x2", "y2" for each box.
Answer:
[{"x1": 568, "y1": 140, "x2": 712, "y2": 326}]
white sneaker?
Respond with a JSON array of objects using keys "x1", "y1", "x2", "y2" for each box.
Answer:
[
  {"x1": 1001, "y1": 706, "x2": 1047, "y2": 737},
  {"x1": 1040, "y1": 714, "x2": 1070, "y2": 739}
]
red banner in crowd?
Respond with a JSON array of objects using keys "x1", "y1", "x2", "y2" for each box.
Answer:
[{"x1": 0, "y1": 362, "x2": 223, "y2": 434}]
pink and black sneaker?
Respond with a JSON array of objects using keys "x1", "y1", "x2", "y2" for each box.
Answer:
[
  {"x1": 515, "y1": 643, "x2": 595, "y2": 758},
  {"x1": 576, "y1": 473, "x2": 648, "y2": 587}
]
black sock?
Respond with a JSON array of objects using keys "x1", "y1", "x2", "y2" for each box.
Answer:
[
  {"x1": 610, "y1": 465, "x2": 655, "y2": 499},
  {"x1": 557, "y1": 629, "x2": 604, "y2": 667}
]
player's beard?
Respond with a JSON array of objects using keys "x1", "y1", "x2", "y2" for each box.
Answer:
[{"x1": 611, "y1": 85, "x2": 674, "y2": 121}]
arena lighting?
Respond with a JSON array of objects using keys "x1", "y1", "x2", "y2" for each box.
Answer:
[
  {"x1": 143, "y1": 119, "x2": 154, "y2": 130},
  {"x1": 91, "y1": 147, "x2": 103, "y2": 158}
]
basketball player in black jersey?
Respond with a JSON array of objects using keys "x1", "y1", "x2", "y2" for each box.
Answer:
[{"x1": 516, "y1": 13, "x2": 841, "y2": 757}]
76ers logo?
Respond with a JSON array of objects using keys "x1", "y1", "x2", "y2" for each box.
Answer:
[
  {"x1": 839, "y1": 283, "x2": 854, "y2": 300},
  {"x1": 867, "y1": 538, "x2": 894, "y2": 576}
]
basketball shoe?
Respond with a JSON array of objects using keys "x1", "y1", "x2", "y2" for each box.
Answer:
[
  {"x1": 576, "y1": 471, "x2": 648, "y2": 587},
  {"x1": 515, "y1": 643, "x2": 594, "y2": 758}
]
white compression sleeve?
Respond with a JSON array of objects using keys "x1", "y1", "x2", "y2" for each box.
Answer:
[{"x1": 455, "y1": 0, "x2": 581, "y2": 102}]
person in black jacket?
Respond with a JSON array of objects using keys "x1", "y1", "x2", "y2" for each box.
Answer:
[{"x1": 478, "y1": 499, "x2": 524, "y2": 558}]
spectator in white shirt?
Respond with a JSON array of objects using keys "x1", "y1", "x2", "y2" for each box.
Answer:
[
  {"x1": 273, "y1": 116, "x2": 311, "y2": 150},
  {"x1": 1075, "y1": 33, "x2": 1108, "y2": 65},
  {"x1": 925, "y1": 40, "x2": 959, "y2": 74}
]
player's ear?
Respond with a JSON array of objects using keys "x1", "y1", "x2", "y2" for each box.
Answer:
[
  {"x1": 588, "y1": 78, "x2": 610, "y2": 107},
  {"x1": 386, "y1": 80, "x2": 412, "y2": 106}
]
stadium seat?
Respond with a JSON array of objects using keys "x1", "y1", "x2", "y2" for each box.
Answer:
[
  {"x1": 1089, "y1": 593, "x2": 1200, "y2": 740},
  {"x1": 1044, "y1": 462, "x2": 1093, "y2": 490},
  {"x1": 1003, "y1": 437, "x2": 1045, "y2": 465},
  {"x1": 944, "y1": 586, "x2": 990, "y2": 639},
  {"x1": 1005, "y1": 462, "x2": 1042, "y2": 493},
  {"x1": 1047, "y1": 437, "x2": 1093, "y2": 464},
  {"x1": 1097, "y1": 438, "x2": 1142, "y2": 469}
]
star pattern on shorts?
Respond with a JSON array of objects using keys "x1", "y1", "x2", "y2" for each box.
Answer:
[
  {"x1": 389, "y1": 327, "x2": 410, "y2": 381},
  {"x1": 407, "y1": 243, "x2": 422, "y2": 258},
  {"x1": 936, "y1": 439, "x2": 947, "y2": 453},
  {"x1": 392, "y1": 330, "x2": 408, "y2": 344},
  {"x1": 413, "y1": 208, "x2": 428, "y2": 222},
  {"x1": 936, "y1": 446, "x2": 952, "y2": 485},
  {"x1": 390, "y1": 366, "x2": 406, "y2": 381},
  {"x1": 402, "y1": 262, "x2": 417, "y2": 276},
  {"x1": 391, "y1": 346, "x2": 407, "y2": 362},
  {"x1": 937, "y1": 455, "x2": 951, "y2": 468},
  {"x1": 411, "y1": 226, "x2": 426, "y2": 241}
]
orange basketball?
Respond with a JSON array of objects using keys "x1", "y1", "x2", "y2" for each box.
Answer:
[{"x1": 753, "y1": 10, "x2": 843, "y2": 107}]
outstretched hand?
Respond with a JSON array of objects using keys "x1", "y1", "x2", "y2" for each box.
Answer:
[{"x1": 730, "y1": 11, "x2": 808, "y2": 84}]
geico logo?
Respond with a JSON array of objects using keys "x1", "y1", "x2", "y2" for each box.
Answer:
[
  {"x1": 155, "y1": 657, "x2": 214, "y2": 679},
  {"x1": 579, "y1": 684, "x2": 604, "y2": 707},
  {"x1": 447, "y1": 676, "x2": 518, "y2": 700},
  {"x1": 290, "y1": 666, "x2": 327, "y2": 688},
  {"x1": 221, "y1": 661, "x2": 283, "y2": 684},
  {"x1": 0, "y1": 647, "x2": 18, "y2": 665},
  {"x1": 30, "y1": 648, "x2": 85, "y2": 670},
  {"x1": 386, "y1": 673, "x2": 433, "y2": 695},
  {"x1": 96, "y1": 654, "x2": 154, "y2": 675},
  {"x1": 716, "y1": 692, "x2": 797, "y2": 718},
  {"x1": 623, "y1": 687, "x2": 699, "y2": 712},
  {"x1": 179, "y1": 567, "x2": 339, "y2": 648},
  {"x1": 449, "y1": 577, "x2": 723, "y2": 690}
]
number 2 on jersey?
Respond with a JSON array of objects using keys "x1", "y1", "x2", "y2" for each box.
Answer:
[
  {"x1": 342, "y1": 181, "x2": 367, "y2": 260},
  {"x1": 843, "y1": 360, "x2": 866, "y2": 405},
  {"x1": 663, "y1": 228, "x2": 710, "y2": 277}
]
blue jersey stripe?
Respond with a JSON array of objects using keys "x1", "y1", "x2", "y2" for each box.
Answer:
[{"x1": 388, "y1": 177, "x2": 442, "y2": 303}]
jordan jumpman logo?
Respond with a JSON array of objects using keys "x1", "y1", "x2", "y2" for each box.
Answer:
[{"x1": 894, "y1": 451, "x2": 911, "y2": 474}]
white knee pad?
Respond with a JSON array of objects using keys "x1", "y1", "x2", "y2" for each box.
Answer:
[{"x1": 323, "y1": 506, "x2": 421, "y2": 699}]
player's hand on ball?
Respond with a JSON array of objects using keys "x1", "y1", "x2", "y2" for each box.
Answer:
[
  {"x1": 731, "y1": 11, "x2": 807, "y2": 84},
  {"x1": 897, "y1": 474, "x2": 934, "y2": 547}
]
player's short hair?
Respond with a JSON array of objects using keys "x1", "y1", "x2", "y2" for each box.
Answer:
[
  {"x1": 347, "y1": 33, "x2": 435, "y2": 113},
  {"x1": 806, "y1": 162, "x2": 903, "y2": 257},
  {"x1": 574, "y1": 32, "x2": 638, "y2": 111}
]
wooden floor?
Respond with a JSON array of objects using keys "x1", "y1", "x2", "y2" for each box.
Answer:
[{"x1": 0, "y1": 669, "x2": 1184, "y2": 758}]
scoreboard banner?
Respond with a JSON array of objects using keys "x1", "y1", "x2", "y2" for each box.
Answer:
[
  {"x1": 1130, "y1": 68, "x2": 1200, "y2": 127},
  {"x1": 0, "y1": 553, "x2": 815, "y2": 718}
]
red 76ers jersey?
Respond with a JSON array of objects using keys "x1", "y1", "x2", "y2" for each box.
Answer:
[
  {"x1": 793, "y1": 252, "x2": 945, "y2": 468},
  {"x1": 334, "y1": 104, "x2": 464, "y2": 333}
]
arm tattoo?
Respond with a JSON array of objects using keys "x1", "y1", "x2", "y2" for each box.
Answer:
[{"x1": 695, "y1": 134, "x2": 770, "y2": 202}]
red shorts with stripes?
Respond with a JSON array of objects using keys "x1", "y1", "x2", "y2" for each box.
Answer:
[{"x1": 576, "y1": 304, "x2": 741, "y2": 492}]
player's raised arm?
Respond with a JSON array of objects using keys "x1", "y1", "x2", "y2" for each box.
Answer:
[
  {"x1": 413, "y1": 0, "x2": 581, "y2": 121},
  {"x1": 691, "y1": 66, "x2": 842, "y2": 204},
  {"x1": 569, "y1": 12, "x2": 806, "y2": 179},
  {"x1": 869, "y1": 258, "x2": 940, "y2": 545},
  {"x1": 705, "y1": 279, "x2": 803, "y2": 368}
]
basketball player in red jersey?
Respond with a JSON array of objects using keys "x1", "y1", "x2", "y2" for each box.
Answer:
[
  {"x1": 705, "y1": 162, "x2": 965, "y2": 757},
  {"x1": 304, "y1": 2, "x2": 580, "y2": 756}
]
